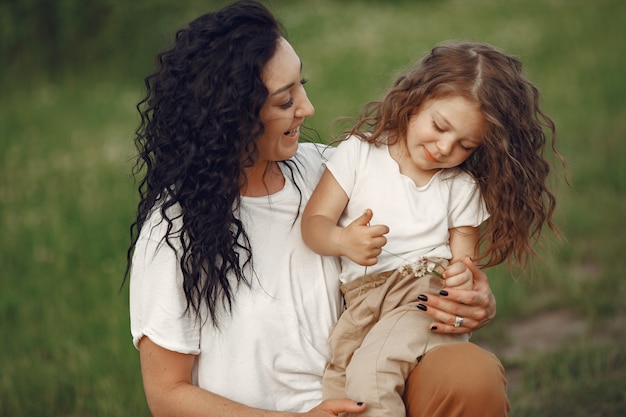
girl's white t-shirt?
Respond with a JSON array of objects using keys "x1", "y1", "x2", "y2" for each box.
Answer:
[
  {"x1": 326, "y1": 136, "x2": 489, "y2": 283},
  {"x1": 130, "y1": 143, "x2": 342, "y2": 412}
]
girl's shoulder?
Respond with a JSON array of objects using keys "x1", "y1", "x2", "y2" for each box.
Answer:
[{"x1": 334, "y1": 134, "x2": 384, "y2": 155}]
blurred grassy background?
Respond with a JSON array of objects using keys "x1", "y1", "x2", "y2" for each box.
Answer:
[{"x1": 1, "y1": 0, "x2": 624, "y2": 415}]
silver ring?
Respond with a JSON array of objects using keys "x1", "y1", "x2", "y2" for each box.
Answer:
[{"x1": 454, "y1": 316, "x2": 464, "y2": 328}]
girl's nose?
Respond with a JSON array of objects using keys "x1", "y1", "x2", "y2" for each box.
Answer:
[{"x1": 437, "y1": 138, "x2": 453, "y2": 155}]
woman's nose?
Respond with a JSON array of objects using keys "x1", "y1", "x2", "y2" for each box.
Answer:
[{"x1": 295, "y1": 92, "x2": 315, "y2": 118}]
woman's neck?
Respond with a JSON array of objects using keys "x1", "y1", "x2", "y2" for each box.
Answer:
[{"x1": 241, "y1": 160, "x2": 285, "y2": 197}]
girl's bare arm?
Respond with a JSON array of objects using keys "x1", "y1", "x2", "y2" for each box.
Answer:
[{"x1": 301, "y1": 169, "x2": 388, "y2": 266}]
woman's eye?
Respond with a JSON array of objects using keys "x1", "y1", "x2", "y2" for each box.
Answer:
[
  {"x1": 278, "y1": 79, "x2": 308, "y2": 109},
  {"x1": 280, "y1": 98, "x2": 294, "y2": 109}
]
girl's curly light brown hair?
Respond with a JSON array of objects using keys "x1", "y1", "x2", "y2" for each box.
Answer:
[{"x1": 345, "y1": 41, "x2": 564, "y2": 271}]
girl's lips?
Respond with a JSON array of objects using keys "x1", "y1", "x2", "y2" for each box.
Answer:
[{"x1": 423, "y1": 147, "x2": 439, "y2": 163}]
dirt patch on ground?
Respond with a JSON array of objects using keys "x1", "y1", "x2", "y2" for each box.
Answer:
[
  {"x1": 499, "y1": 309, "x2": 588, "y2": 360},
  {"x1": 479, "y1": 307, "x2": 626, "y2": 395},
  {"x1": 480, "y1": 308, "x2": 590, "y2": 392}
]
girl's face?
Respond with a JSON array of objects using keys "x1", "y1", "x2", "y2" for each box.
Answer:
[
  {"x1": 403, "y1": 95, "x2": 484, "y2": 172},
  {"x1": 257, "y1": 37, "x2": 314, "y2": 163}
]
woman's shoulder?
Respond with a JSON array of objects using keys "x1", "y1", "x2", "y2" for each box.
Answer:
[
  {"x1": 292, "y1": 142, "x2": 334, "y2": 171},
  {"x1": 281, "y1": 142, "x2": 331, "y2": 187},
  {"x1": 138, "y1": 197, "x2": 184, "y2": 243},
  {"x1": 297, "y1": 141, "x2": 332, "y2": 160}
]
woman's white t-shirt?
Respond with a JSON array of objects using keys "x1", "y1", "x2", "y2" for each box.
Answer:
[{"x1": 130, "y1": 143, "x2": 342, "y2": 412}]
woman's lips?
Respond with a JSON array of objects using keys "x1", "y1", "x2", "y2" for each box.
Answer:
[{"x1": 284, "y1": 126, "x2": 300, "y2": 137}]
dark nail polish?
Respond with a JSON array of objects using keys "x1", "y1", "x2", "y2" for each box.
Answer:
[
  {"x1": 417, "y1": 294, "x2": 428, "y2": 302},
  {"x1": 417, "y1": 303, "x2": 427, "y2": 311},
  {"x1": 357, "y1": 402, "x2": 364, "y2": 406},
  {"x1": 430, "y1": 325, "x2": 438, "y2": 331},
  {"x1": 439, "y1": 290, "x2": 449, "y2": 296}
]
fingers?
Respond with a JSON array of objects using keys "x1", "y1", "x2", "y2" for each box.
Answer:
[
  {"x1": 417, "y1": 299, "x2": 475, "y2": 333},
  {"x1": 460, "y1": 257, "x2": 497, "y2": 323},
  {"x1": 348, "y1": 209, "x2": 390, "y2": 236},
  {"x1": 352, "y1": 208, "x2": 374, "y2": 226},
  {"x1": 462, "y1": 256, "x2": 487, "y2": 286},
  {"x1": 343, "y1": 209, "x2": 389, "y2": 266},
  {"x1": 442, "y1": 261, "x2": 472, "y2": 289},
  {"x1": 359, "y1": 251, "x2": 382, "y2": 267},
  {"x1": 430, "y1": 317, "x2": 475, "y2": 334},
  {"x1": 432, "y1": 288, "x2": 490, "y2": 318},
  {"x1": 416, "y1": 289, "x2": 491, "y2": 333},
  {"x1": 312, "y1": 399, "x2": 366, "y2": 416}
]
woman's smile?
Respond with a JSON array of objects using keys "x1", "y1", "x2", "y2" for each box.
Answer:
[{"x1": 284, "y1": 126, "x2": 300, "y2": 138}]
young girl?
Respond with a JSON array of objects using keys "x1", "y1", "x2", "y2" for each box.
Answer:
[{"x1": 301, "y1": 40, "x2": 561, "y2": 417}]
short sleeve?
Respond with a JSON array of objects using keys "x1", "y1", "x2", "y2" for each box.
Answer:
[
  {"x1": 446, "y1": 172, "x2": 490, "y2": 228},
  {"x1": 129, "y1": 208, "x2": 201, "y2": 354},
  {"x1": 324, "y1": 136, "x2": 361, "y2": 197}
]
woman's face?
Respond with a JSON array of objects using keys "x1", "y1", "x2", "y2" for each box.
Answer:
[{"x1": 257, "y1": 37, "x2": 314, "y2": 163}]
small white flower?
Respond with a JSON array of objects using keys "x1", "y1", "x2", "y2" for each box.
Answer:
[{"x1": 397, "y1": 256, "x2": 444, "y2": 279}]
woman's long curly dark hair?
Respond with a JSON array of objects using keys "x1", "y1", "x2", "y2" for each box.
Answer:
[
  {"x1": 346, "y1": 41, "x2": 564, "y2": 271},
  {"x1": 125, "y1": 1, "x2": 285, "y2": 326}
]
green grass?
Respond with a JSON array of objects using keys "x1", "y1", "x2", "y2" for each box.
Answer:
[
  {"x1": 1, "y1": 0, "x2": 625, "y2": 415},
  {"x1": 0, "y1": 83, "x2": 146, "y2": 416}
]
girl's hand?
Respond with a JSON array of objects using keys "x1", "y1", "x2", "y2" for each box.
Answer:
[
  {"x1": 418, "y1": 257, "x2": 495, "y2": 333},
  {"x1": 301, "y1": 399, "x2": 366, "y2": 416},
  {"x1": 339, "y1": 209, "x2": 389, "y2": 266},
  {"x1": 441, "y1": 259, "x2": 473, "y2": 290}
]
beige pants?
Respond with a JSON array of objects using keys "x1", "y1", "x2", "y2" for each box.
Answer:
[{"x1": 322, "y1": 267, "x2": 470, "y2": 417}]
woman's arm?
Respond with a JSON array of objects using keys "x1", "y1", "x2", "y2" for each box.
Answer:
[
  {"x1": 139, "y1": 337, "x2": 278, "y2": 417},
  {"x1": 301, "y1": 169, "x2": 388, "y2": 266},
  {"x1": 417, "y1": 257, "x2": 496, "y2": 333},
  {"x1": 139, "y1": 337, "x2": 366, "y2": 417}
]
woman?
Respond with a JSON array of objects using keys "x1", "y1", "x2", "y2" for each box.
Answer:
[{"x1": 126, "y1": 1, "x2": 508, "y2": 416}]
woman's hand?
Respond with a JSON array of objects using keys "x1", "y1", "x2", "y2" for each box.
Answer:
[
  {"x1": 417, "y1": 257, "x2": 496, "y2": 333},
  {"x1": 302, "y1": 399, "x2": 366, "y2": 416}
]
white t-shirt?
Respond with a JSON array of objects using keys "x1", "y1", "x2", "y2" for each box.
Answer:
[
  {"x1": 130, "y1": 143, "x2": 342, "y2": 412},
  {"x1": 326, "y1": 136, "x2": 489, "y2": 283}
]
